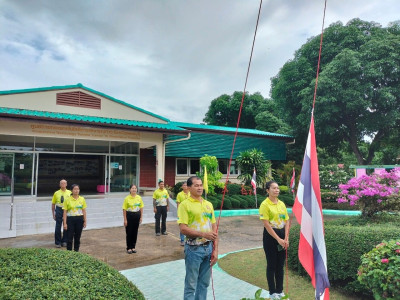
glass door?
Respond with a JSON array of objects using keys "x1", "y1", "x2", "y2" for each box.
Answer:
[
  {"x1": 0, "y1": 153, "x2": 14, "y2": 196},
  {"x1": 109, "y1": 156, "x2": 137, "y2": 193}
]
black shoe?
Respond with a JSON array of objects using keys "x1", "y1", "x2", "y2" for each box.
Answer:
[
  {"x1": 162, "y1": 232, "x2": 168, "y2": 235},
  {"x1": 61, "y1": 242, "x2": 67, "y2": 247},
  {"x1": 156, "y1": 233, "x2": 161, "y2": 236}
]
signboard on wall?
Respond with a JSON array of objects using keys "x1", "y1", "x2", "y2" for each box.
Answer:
[{"x1": 110, "y1": 162, "x2": 119, "y2": 169}]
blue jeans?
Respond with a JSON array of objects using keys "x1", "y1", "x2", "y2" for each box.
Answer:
[
  {"x1": 183, "y1": 243, "x2": 213, "y2": 300},
  {"x1": 55, "y1": 206, "x2": 67, "y2": 245},
  {"x1": 180, "y1": 232, "x2": 185, "y2": 243}
]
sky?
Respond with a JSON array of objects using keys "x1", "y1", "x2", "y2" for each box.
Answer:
[{"x1": 0, "y1": 0, "x2": 398, "y2": 124}]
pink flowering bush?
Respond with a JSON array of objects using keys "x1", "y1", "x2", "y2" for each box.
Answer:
[
  {"x1": 337, "y1": 168, "x2": 400, "y2": 217},
  {"x1": 358, "y1": 240, "x2": 400, "y2": 299}
]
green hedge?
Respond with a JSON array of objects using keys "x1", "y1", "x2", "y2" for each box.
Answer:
[
  {"x1": 288, "y1": 215, "x2": 400, "y2": 296},
  {"x1": 278, "y1": 194, "x2": 294, "y2": 207},
  {"x1": 0, "y1": 248, "x2": 144, "y2": 300},
  {"x1": 226, "y1": 184, "x2": 242, "y2": 195}
]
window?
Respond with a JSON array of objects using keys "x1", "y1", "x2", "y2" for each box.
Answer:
[
  {"x1": 35, "y1": 137, "x2": 73, "y2": 152},
  {"x1": 0, "y1": 135, "x2": 34, "y2": 151},
  {"x1": 190, "y1": 159, "x2": 200, "y2": 175},
  {"x1": 218, "y1": 159, "x2": 239, "y2": 175},
  {"x1": 176, "y1": 159, "x2": 188, "y2": 175},
  {"x1": 75, "y1": 139, "x2": 109, "y2": 153},
  {"x1": 111, "y1": 141, "x2": 138, "y2": 154}
]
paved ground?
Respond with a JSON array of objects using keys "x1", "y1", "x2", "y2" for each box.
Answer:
[{"x1": 0, "y1": 215, "x2": 271, "y2": 299}]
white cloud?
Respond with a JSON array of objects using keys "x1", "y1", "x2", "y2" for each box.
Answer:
[{"x1": 0, "y1": 0, "x2": 398, "y2": 123}]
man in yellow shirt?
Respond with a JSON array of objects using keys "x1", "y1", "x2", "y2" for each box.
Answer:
[
  {"x1": 153, "y1": 180, "x2": 170, "y2": 236},
  {"x1": 51, "y1": 179, "x2": 71, "y2": 248},
  {"x1": 178, "y1": 176, "x2": 218, "y2": 300}
]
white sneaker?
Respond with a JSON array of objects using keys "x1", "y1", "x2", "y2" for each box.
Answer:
[
  {"x1": 278, "y1": 293, "x2": 288, "y2": 299},
  {"x1": 270, "y1": 293, "x2": 280, "y2": 300}
]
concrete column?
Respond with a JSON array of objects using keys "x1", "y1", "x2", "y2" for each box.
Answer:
[{"x1": 155, "y1": 142, "x2": 164, "y2": 185}]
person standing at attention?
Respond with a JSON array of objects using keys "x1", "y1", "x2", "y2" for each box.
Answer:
[
  {"x1": 63, "y1": 184, "x2": 87, "y2": 252},
  {"x1": 176, "y1": 181, "x2": 190, "y2": 246},
  {"x1": 178, "y1": 176, "x2": 218, "y2": 300},
  {"x1": 259, "y1": 180, "x2": 289, "y2": 300},
  {"x1": 153, "y1": 180, "x2": 169, "y2": 236},
  {"x1": 51, "y1": 179, "x2": 71, "y2": 248},
  {"x1": 122, "y1": 184, "x2": 144, "y2": 254}
]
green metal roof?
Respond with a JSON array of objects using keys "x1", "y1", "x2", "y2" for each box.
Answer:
[
  {"x1": 170, "y1": 121, "x2": 293, "y2": 140},
  {"x1": 0, "y1": 107, "x2": 186, "y2": 132},
  {"x1": 165, "y1": 131, "x2": 287, "y2": 160},
  {"x1": 0, "y1": 83, "x2": 170, "y2": 122}
]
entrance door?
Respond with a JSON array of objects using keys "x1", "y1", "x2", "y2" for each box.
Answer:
[{"x1": 109, "y1": 156, "x2": 138, "y2": 193}]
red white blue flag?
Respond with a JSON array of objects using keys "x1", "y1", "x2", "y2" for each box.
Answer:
[
  {"x1": 293, "y1": 115, "x2": 330, "y2": 299},
  {"x1": 251, "y1": 168, "x2": 257, "y2": 194},
  {"x1": 290, "y1": 167, "x2": 296, "y2": 193}
]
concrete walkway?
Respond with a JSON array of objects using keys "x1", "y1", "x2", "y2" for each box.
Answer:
[{"x1": 120, "y1": 251, "x2": 270, "y2": 300}]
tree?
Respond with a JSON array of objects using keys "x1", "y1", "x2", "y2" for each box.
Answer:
[
  {"x1": 271, "y1": 19, "x2": 400, "y2": 165},
  {"x1": 203, "y1": 91, "x2": 264, "y2": 128},
  {"x1": 236, "y1": 149, "x2": 272, "y2": 187},
  {"x1": 203, "y1": 92, "x2": 291, "y2": 135}
]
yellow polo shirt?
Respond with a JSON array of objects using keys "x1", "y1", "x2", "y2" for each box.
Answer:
[
  {"x1": 176, "y1": 191, "x2": 190, "y2": 204},
  {"x1": 153, "y1": 188, "x2": 169, "y2": 206},
  {"x1": 52, "y1": 189, "x2": 72, "y2": 207},
  {"x1": 122, "y1": 194, "x2": 144, "y2": 212},
  {"x1": 177, "y1": 196, "x2": 216, "y2": 245},
  {"x1": 63, "y1": 196, "x2": 87, "y2": 217},
  {"x1": 259, "y1": 197, "x2": 289, "y2": 229}
]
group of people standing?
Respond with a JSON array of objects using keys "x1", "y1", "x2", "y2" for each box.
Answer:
[{"x1": 52, "y1": 177, "x2": 289, "y2": 300}]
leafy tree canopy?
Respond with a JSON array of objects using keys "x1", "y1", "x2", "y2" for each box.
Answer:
[{"x1": 271, "y1": 19, "x2": 400, "y2": 165}]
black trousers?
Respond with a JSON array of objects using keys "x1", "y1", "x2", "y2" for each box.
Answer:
[
  {"x1": 155, "y1": 206, "x2": 167, "y2": 234},
  {"x1": 67, "y1": 216, "x2": 84, "y2": 252},
  {"x1": 263, "y1": 227, "x2": 286, "y2": 294},
  {"x1": 126, "y1": 211, "x2": 141, "y2": 250}
]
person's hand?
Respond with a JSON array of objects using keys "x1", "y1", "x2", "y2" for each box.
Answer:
[
  {"x1": 167, "y1": 206, "x2": 170, "y2": 212},
  {"x1": 139, "y1": 218, "x2": 142, "y2": 224},
  {"x1": 210, "y1": 249, "x2": 218, "y2": 266},
  {"x1": 278, "y1": 238, "x2": 286, "y2": 249},
  {"x1": 153, "y1": 207, "x2": 157, "y2": 214},
  {"x1": 53, "y1": 215, "x2": 56, "y2": 221},
  {"x1": 63, "y1": 224, "x2": 67, "y2": 231},
  {"x1": 124, "y1": 220, "x2": 128, "y2": 227},
  {"x1": 202, "y1": 231, "x2": 218, "y2": 241},
  {"x1": 83, "y1": 220, "x2": 86, "y2": 228},
  {"x1": 284, "y1": 239, "x2": 290, "y2": 249}
]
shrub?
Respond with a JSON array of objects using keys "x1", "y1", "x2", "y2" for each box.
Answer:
[
  {"x1": 321, "y1": 202, "x2": 360, "y2": 210},
  {"x1": 256, "y1": 187, "x2": 266, "y2": 196},
  {"x1": 0, "y1": 248, "x2": 144, "y2": 299},
  {"x1": 226, "y1": 184, "x2": 242, "y2": 195},
  {"x1": 320, "y1": 190, "x2": 340, "y2": 203},
  {"x1": 288, "y1": 215, "x2": 400, "y2": 296},
  {"x1": 279, "y1": 194, "x2": 294, "y2": 207},
  {"x1": 358, "y1": 239, "x2": 400, "y2": 299},
  {"x1": 172, "y1": 181, "x2": 184, "y2": 197},
  {"x1": 231, "y1": 198, "x2": 241, "y2": 209},
  {"x1": 279, "y1": 185, "x2": 289, "y2": 195},
  {"x1": 239, "y1": 198, "x2": 249, "y2": 209},
  {"x1": 319, "y1": 164, "x2": 352, "y2": 191},
  {"x1": 222, "y1": 198, "x2": 233, "y2": 209},
  {"x1": 338, "y1": 168, "x2": 400, "y2": 217}
]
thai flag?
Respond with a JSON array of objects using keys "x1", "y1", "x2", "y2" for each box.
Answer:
[
  {"x1": 290, "y1": 167, "x2": 295, "y2": 193},
  {"x1": 293, "y1": 115, "x2": 330, "y2": 299},
  {"x1": 251, "y1": 168, "x2": 256, "y2": 194}
]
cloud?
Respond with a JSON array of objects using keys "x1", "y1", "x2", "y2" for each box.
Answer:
[{"x1": 0, "y1": 0, "x2": 398, "y2": 123}]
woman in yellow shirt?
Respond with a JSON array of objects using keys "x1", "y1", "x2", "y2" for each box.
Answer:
[
  {"x1": 259, "y1": 181, "x2": 289, "y2": 300},
  {"x1": 122, "y1": 184, "x2": 144, "y2": 254},
  {"x1": 63, "y1": 184, "x2": 87, "y2": 252}
]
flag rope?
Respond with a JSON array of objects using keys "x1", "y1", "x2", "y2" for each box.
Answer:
[{"x1": 211, "y1": 0, "x2": 263, "y2": 299}]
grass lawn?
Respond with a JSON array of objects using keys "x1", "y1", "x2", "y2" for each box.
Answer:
[{"x1": 218, "y1": 248, "x2": 359, "y2": 300}]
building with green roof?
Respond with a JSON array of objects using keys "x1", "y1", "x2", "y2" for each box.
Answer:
[{"x1": 0, "y1": 84, "x2": 293, "y2": 238}]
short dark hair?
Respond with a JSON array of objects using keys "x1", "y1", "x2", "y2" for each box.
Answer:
[
  {"x1": 187, "y1": 176, "x2": 201, "y2": 187},
  {"x1": 71, "y1": 184, "x2": 80, "y2": 190},
  {"x1": 265, "y1": 180, "x2": 278, "y2": 190},
  {"x1": 158, "y1": 181, "x2": 164, "y2": 185},
  {"x1": 129, "y1": 184, "x2": 137, "y2": 190}
]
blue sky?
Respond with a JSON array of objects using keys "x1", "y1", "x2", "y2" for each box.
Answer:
[{"x1": 0, "y1": 0, "x2": 398, "y2": 123}]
